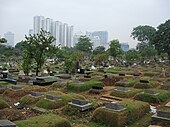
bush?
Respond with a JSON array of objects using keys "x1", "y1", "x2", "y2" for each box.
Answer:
[
  {"x1": 134, "y1": 89, "x2": 170, "y2": 103},
  {"x1": 0, "y1": 99, "x2": 9, "y2": 109},
  {"x1": 91, "y1": 100, "x2": 150, "y2": 127},
  {"x1": 110, "y1": 88, "x2": 141, "y2": 98},
  {"x1": 67, "y1": 80, "x2": 103, "y2": 92},
  {"x1": 15, "y1": 114, "x2": 71, "y2": 127}
]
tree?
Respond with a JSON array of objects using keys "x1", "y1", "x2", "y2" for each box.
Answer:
[
  {"x1": 153, "y1": 19, "x2": 170, "y2": 64},
  {"x1": 93, "y1": 46, "x2": 105, "y2": 55},
  {"x1": 108, "y1": 39, "x2": 122, "y2": 58},
  {"x1": 0, "y1": 38, "x2": 7, "y2": 44},
  {"x1": 22, "y1": 29, "x2": 55, "y2": 76},
  {"x1": 75, "y1": 36, "x2": 93, "y2": 53},
  {"x1": 125, "y1": 49, "x2": 140, "y2": 63},
  {"x1": 131, "y1": 25, "x2": 156, "y2": 44},
  {"x1": 94, "y1": 53, "x2": 108, "y2": 65}
]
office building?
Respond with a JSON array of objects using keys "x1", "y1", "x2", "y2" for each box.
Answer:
[
  {"x1": 4, "y1": 32, "x2": 14, "y2": 47},
  {"x1": 120, "y1": 43, "x2": 129, "y2": 52}
]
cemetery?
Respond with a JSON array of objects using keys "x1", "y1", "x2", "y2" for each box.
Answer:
[{"x1": 0, "y1": 20, "x2": 170, "y2": 127}]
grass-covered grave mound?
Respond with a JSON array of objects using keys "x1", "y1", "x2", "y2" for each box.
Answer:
[
  {"x1": 15, "y1": 113, "x2": 71, "y2": 127},
  {"x1": 91, "y1": 99, "x2": 150, "y2": 127}
]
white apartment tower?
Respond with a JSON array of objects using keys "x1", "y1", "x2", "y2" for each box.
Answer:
[
  {"x1": 33, "y1": 16, "x2": 73, "y2": 47},
  {"x1": 4, "y1": 32, "x2": 14, "y2": 47}
]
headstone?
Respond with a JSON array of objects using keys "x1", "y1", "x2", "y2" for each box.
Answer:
[
  {"x1": 30, "y1": 91, "x2": 43, "y2": 96},
  {"x1": 0, "y1": 85, "x2": 7, "y2": 89},
  {"x1": 140, "y1": 79, "x2": 149, "y2": 83},
  {"x1": 157, "y1": 110, "x2": 170, "y2": 118},
  {"x1": 72, "y1": 98, "x2": 88, "y2": 105},
  {"x1": 133, "y1": 73, "x2": 140, "y2": 76},
  {"x1": 11, "y1": 86, "x2": 22, "y2": 90},
  {"x1": 144, "y1": 90, "x2": 159, "y2": 95},
  {"x1": 46, "y1": 94, "x2": 60, "y2": 100},
  {"x1": 69, "y1": 98, "x2": 92, "y2": 111},
  {"x1": 115, "y1": 86, "x2": 129, "y2": 92},
  {"x1": 119, "y1": 73, "x2": 125, "y2": 76},
  {"x1": 105, "y1": 102, "x2": 126, "y2": 111},
  {"x1": 92, "y1": 86, "x2": 103, "y2": 90},
  {"x1": 0, "y1": 120, "x2": 16, "y2": 127}
]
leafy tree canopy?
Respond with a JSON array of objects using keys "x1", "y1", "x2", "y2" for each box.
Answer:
[{"x1": 108, "y1": 39, "x2": 122, "y2": 58}]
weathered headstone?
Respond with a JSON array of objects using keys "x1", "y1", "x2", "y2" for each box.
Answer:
[
  {"x1": 92, "y1": 86, "x2": 103, "y2": 90},
  {"x1": 105, "y1": 102, "x2": 126, "y2": 111},
  {"x1": 30, "y1": 91, "x2": 43, "y2": 96},
  {"x1": 11, "y1": 86, "x2": 22, "y2": 90},
  {"x1": 0, "y1": 120, "x2": 16, "y2": 127},
  {"x1": 119, "y1": 73, "x2": 125, "y2": 76},
  {"x1": 140, "y1": 79, "x2": 149, "y2": 83},
  {"x1": 69, "y1": 98, "x2": 92, "y2": 111},
  {"x1": 46, "y1": 94, "x2": 60, "y2": 100},
  {"x1": 115, "y1": 86, "x2": 129, "y2": 92},
  {"x1": 157, "y1": 110, "x2": 170, "y2": 118}
]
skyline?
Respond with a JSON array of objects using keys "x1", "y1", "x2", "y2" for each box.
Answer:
[{"x1": 0, "y1": 0, "x2": 170, "y2": 48}]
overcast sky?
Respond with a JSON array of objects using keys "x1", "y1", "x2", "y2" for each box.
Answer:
[{"x1": 0, "y1": 0, "x2": 170, "y2": 48}]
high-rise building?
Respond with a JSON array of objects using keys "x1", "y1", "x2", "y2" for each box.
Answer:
[
  {"x1": 4, "y1": 32, "x2": 14, "y2": 47},
  {"x1": 28, "y1": 29, "x2": 34, "y2": 35},
  {"x1": 33, "y1": 16, "x2": 73, "y2": 47},
  {"x1": 120, "y1": 43, "x2": 129, "y2": 52}
]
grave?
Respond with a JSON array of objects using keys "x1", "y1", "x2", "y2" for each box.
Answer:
[
  {"x1": 92, "y1": 86, "x2": 103, "y2": 90},
  {"x1": 33, "y1": 76, "x2": 58, "y2": 86},
  {"x1": 133, "y1": 73, "x2": 140, "y2": 76},
  {"x1": 30, "y1": 91, "x2": 43, "y2": 96},
  {"x1": 69, "y1": 98, "x2": 92, "y2": 111},
  {"x1": 115, "y1": 86, "x2": 129, "y2": 92},
  {"x1": 140, "y1": 79, "x2": 149, "y2": 83},
  {"x1": 0, "y1": 85, "x2": 7, "y2": 89},
  {"x1": 0, "y1": 120, "x2": 16, "y2": 127},
  {"x1": 46, "y1": 94, "x2": 61, "y2": 100},
  {"x1": 119, "y1": 73, "x2": 125, "y2": 76},
  {"x1": 56, "y1": 74, "x2": 71, "y2": 79},
  {"x1": 11, "y1": 86, "x2": 22, "y2": 90},
  {"x1": 105, "y1": 102, "x2": 126, "y2": 111},
  {"x1": 144, "y1": 90, "x2": 159, "y2": 95},
  {"x1": 151, "y1": 107, "x2": 170, "y2": 126},
  {"x1": 77, "y1": 69, "x2": 85, "y2": 74}
]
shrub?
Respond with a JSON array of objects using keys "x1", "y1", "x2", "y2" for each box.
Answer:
[
  {"x1": 110, "y1": 88, "x2": 141, "y2": 98},
  {"x1": 67, "y1": 80, "x2": 103, "y2": 92},
  {"x1": 134, "y1": 89, "x2": 170, "y2": 103},
  {"x1": 91, "y1": 100, "x2": 150, "y2": 127},
  {"x1": 15, "y1": 114, "x2": 71, "y2": 127},
  {"x1": 0, "y1": 99, "x2": 9, "y2": 109}
]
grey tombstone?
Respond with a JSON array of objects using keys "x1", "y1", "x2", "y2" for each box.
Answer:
[
  {"x1": 0, "y1": 85, "x2": 7, "y2": 89},
  {"x1": 144, "y1": 90, "x2": 159, "y2": 95},
  {"x1": 105, "y1": 102, "x2": 126, "y2": 111},
  {"x1": 30, "y1": 91, "x2": 43, "y2": 96},
  {"x1": 115, "y1": 86, "x2": 129, "y2": 92},
  {"x1": 140, "y1": 80, "x2": 149, "y2": 83},
  {"x1": 69, "y1": 98, "x2": 92, "y2": 111},
  {"x1": 11, "y1": 86, "x2": 22, "y2": 90},
  {"x1": 0, "y1": 120, "x2": 16, "y2": 127},
  {"x1": 157, "y1": 110, "x2": 170, "y2": 118},
  {"x1": 46, "y1": 94, "x2": 60, "y2": 100}
]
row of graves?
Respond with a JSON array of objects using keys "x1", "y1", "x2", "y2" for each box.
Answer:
[{"x1": 0, "y1": 65, "x2": 170, "y2": 127}]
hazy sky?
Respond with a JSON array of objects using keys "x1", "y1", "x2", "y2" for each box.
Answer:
[{"x1": 0, "y1": 0, "x2": 170, "y2": 48}]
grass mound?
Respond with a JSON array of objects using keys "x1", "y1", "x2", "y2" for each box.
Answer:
[
  {"x1": 15, "y1": 114, "x2": 71, "y2": 127},
  {"x1": 91, "y1": 100, "x2": 150, "y2": 127},
  {"x1": 134, "y1": 89, "x2": 170, "y2": 103},
  {"x1": 115, "y1": 79, "x2": 137, "y2": 87},
  {"x1": 67, "y1": 80, "x2": 103, "y2": 92},
  {"x1": 110, "y1": 88, "x2": 141, "y2": 98},
  {"x1": 0, "y1": 99, "x2": 9, "y2": 109},
  {"x1": 36, "y1": 93, "x2": 85, "y2": 109},
  {"x1": 134, "y1": 80, "x2": 160, "y2": 89},
  {"x1": 143, "y1": 72, "x2": 160, "y2": 77},
  {"x1": 20, "y1": 95, "x2": 43, "y2": 106}
]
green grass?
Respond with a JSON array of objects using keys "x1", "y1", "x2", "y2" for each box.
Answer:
[
  {"x1": 67, "y1": 80, "x2": 103, "y2": 92},
  {"x1": 115, "y1": 79, "x2": 137, "y2": 87},
  {"x1": 0, "y1": 99, "x2": 9, "y2": 109},
  {"x1": 91, "y1": 99, "x2": 150, "y2": 127},
  {"x1": 15, "y1": 114, "x2": 71, "y2": 127},
  {"x1": 134, "y1": 89, "x2": 170, "y2": 103},
  {"x1": 20, "y1": 95, "x2": 43, "y2": 106}
]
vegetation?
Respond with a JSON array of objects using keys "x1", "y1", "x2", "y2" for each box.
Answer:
[
  {"x1": 15, "y1": 114, "x2": 71, "y2": 127},
  {"x1": 0, "y1": 99, "x2": 9, "y2": 109}
]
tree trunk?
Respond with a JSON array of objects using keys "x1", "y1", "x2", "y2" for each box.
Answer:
[{"x1": 36, "y1": 66, "x2": 39, "y2": 76}]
